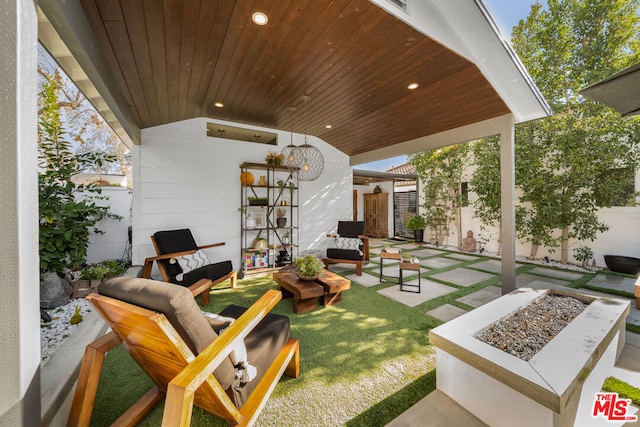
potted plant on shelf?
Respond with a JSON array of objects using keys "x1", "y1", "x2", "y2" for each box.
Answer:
[
  {"x1": 293, "y1": 255, "x2": 324, "y2": 281},
  {"x1": 406, "y1": 214, "x2": 426, "y2": 243},
  {"x1": 276, "y1": 207, "x2": 287, "y2": 228},
  {"x1": 238, "y1": 207, "x2": 256, "y2": 229},
  {"x1": 248, "y1": 196, "x2": 268, "y2": 206}
]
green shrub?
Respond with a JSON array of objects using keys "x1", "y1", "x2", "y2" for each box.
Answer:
[
  {"x1": 405, "y1": 215, "x2": 426, "y2": 231},
  {"x1": 38, "y1": 76, "x2": 121, "y2": 274}
]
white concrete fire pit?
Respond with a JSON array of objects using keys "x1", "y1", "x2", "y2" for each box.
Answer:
[{"x1": 429, "y1": 287, "x2": 630, "y2": 427}]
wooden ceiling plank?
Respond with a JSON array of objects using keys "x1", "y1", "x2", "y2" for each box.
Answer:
[
  {"x1": 184, "y1": 0, "x2": 223, "y2": 118},
  {"x1": 176, "y1": 0, "x2": 201, "y2": 121},
  {"x1": 143, "y1": 0, "x2": 169, "y2": 125},
  {"x1": 191, "y1": 1, "x2": 237, "y2": 118},
  {"x1": 200, "y1": 0, "x2": 257, "y2": 118},
  {"x1": 163, "y1": 0, "x2": 184, "y2": 123},
  {"x1": 79, "y1": 0, "x2": 140, "y2": 124},
  {"x1": 121, "y1": 0, "x2": 162, "y2": 126}
]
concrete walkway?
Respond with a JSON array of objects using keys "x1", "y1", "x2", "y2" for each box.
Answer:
[{"x1": 330, "y1": 240, "x2": 640, "y2": 427}]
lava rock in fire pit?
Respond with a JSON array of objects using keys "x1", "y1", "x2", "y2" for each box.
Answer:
[{"x1": 476, "y1": 294, "x2": 588, "y2": 361}]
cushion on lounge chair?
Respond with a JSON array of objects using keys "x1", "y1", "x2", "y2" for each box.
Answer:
[
  {"x1": 326, "y1": 248, "x2": 364, "y2": 260},
  {"x1": 219, "y1": 305, "x2": 291, "y2": 407},
  {"x1": 99, "y1": 277, "x2": 236, "y2": 388},
  {"x1": 153, "y1": 229, "x2": 233, "y2": 287},
  {"x1": 100, "y1": 277, "x2": 292, "y2": 408},
  {"x1": 336, "y1": 221, "x2": 365, "y2": 238}
]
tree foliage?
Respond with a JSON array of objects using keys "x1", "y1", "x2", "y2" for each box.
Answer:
[
  {"x1": 509, "y1": 0, "x2": 640, "y2": 263},
  {"x1": 409, "y1": 144, "x2": 470, "y2": 248},
  {"x1": 38, "y1": 76, "x2": 121, "y2": 274},
  {"x1": 38, "y1": 45, "x2": 130, "y2": 175}
]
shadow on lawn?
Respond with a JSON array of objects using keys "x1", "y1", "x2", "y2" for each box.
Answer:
[
  {"x1": 90, "y1": 275, "x2": 439, "y2": 425},
  {"x1": 346, "y1": 370, "x2": 437, "y2": 427}
]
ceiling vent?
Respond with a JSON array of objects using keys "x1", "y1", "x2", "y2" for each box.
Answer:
[{"x1": 386, "y1": 0, "x2": 408, "y2": 12}]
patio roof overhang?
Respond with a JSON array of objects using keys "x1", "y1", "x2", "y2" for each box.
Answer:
[
  {"x1": 38, "y1": 0, "x2": 550, "y2": 162},
  {"x1": 353, "y1": 169, "x2": 417, "y2": 186},
  {"x1": 580, "y1": 61, "x2": 640, "y2": 117}
]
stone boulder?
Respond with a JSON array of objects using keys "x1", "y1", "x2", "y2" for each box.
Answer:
[{"x1": 40, "y1": 271, "x2": 72, "y2": 308}]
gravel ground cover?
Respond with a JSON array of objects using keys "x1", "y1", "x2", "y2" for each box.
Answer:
[{"x1": 476, "y1": 294, "x2": 588, "y2": 360}]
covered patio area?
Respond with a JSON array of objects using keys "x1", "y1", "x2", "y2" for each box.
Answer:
[{"x1": 2, "y1": 0, "x2": 555, "y2": 425}]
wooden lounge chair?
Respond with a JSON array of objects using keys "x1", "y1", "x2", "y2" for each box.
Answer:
[
  {"x1": 67, "y1": 277, "x2": 300, "y2": 427},
  {"x1": 141, "y1": 228, "x2": 237, "y2": 305},
  {"x1": 323, "y1": 221, "x2": 369, "y2": 276}
]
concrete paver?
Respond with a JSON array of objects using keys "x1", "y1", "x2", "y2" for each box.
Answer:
[
  {"x1": 470, "y1": 259, "x2": 522, "y2": 274},
  {"x1": 447, "y1": 253, "x2": 481, "y2": 262},
  {"x1": 378, "y1": 280, "x2": 457, "y2": 307},
  {"x1": 528, "y1": 266, "x2": 585, "y2": 281},
  {"x1": 346, "y1": 272, "x2": 382, "y2": 287},
  {"x1": 516, "y1": 273, "x2": 571, "y2": 288},
  {"x1": 431, "y1": 268, "x2": 495, "y2": 287},
  {"x1": 420, "y1": 257, "x2": 462, "y2": 269},
  {"x1": 410, "y1": 248, "x2": 446, "y2": 258},
  {"x1": 427, "y1": 304, "x2": 469, "y2": 322},
  {"x1": 457, "y1": 286, "x2": 502, "y2": 308},
  {"x1": 585, "y1": 274, "x2": 636, "y2": 295}
]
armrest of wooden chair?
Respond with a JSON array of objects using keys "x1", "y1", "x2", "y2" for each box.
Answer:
[{"x1": 163, "y1": 289, "x2": 298, "y2": 425}]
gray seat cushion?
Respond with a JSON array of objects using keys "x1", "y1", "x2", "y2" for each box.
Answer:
[{"x1": 99, "y1": 277, "x2": 236, "y2": 389}]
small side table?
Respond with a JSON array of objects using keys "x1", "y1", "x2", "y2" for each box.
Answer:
[
  {"x1": 399, "y1": 261, "x2": 421, "y2": 293},
  {"x1": 379, "y1": 250, "x2": 401, "y2": 282}
]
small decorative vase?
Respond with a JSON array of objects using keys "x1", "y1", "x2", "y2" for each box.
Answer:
[
  {"x1": 258, "y1": 176, "x2": 267, "y2": 186},
  {"x1": 246, "y1": 218, "x2": 256, "y2": 229},
  {"x1": 276, "y1": 217, "x2": 287, "y2": 228}
]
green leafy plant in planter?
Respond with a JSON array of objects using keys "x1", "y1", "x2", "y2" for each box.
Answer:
[
  {"x1": 573, "y1": 246, "x2": 594, "y2": 269},
  {"x1": 73, "y1": 259, "x2": 129, "y2": 298},
  {"x1": 405, "y1": 215, "x2": 426, "y2": 243},
  {"x1": 293, "y1": 255, "x2": 324, "y2": 280}
]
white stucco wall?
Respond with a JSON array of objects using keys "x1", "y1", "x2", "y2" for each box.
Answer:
[
  {"x1": 85, "y1": 187, "x2": 132, "y2": 264},
  {"x1": 132, "y1": 117, "x2": 351, "y2": 271},
  {"x1": 0, "y1": 0, "x2": 40, "y2": 424},
  {"x1": 444, "y1": 205, "x2": 640, "y2": 267}
]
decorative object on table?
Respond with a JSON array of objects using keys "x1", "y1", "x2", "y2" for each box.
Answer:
[
  {"x1": 276, "y1": 207, "x2": 287, "y2": 228},
  {"x1": 297, "y1": 95, "x2": 324, "y2": 181},
  {"x1": 265, "y1": 151, "x2": 284, "y2": 167},
  {"x1": 294, "y1": 255, "x2": 324, "y2": 281},
  {"x1": 281, "y1": 106, "x2": 303, "y2": 171},
  {"x1": 240, "y1": 171, "x2": 254, "y2": 186},
  {"x1": 258, "y1": 175, "x2": 267, "y2": 186},
  {"x1": 405, "y1": 214, "x2": 426, "y2": 243}
]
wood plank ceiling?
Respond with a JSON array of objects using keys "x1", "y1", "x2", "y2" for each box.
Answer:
[{"x1": 79, "y1": 0, "x2": 510, "y2": 157}]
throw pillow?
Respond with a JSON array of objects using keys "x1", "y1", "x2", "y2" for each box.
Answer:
[
  {"x1": 335, "y1": 236, "x2": 363, "y2": 256},
  {"x1": 171, "y1": 249, "x2": 210, "y2": 281}
]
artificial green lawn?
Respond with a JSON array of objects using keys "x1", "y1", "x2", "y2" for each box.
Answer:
[
  {"x1": 87, "y1": 243, "x2": 639, "y2": 426},
  {"x1": 90, "y1": 274, "x2": 440, "y2": 426}
]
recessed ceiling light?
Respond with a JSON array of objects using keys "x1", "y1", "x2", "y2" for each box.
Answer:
[
  {"x1": 214, "y1": 102, "x2": 224, "y2": 108},
  {"x1": 325, "y1": 124, "x2": 332, "y2": 129},
  {"x1": 252, "y1": 12, "x2": 268, "y2": 25},
  {"x1": 408, "y1": 83, "x2": 419, "y2": 90}
]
